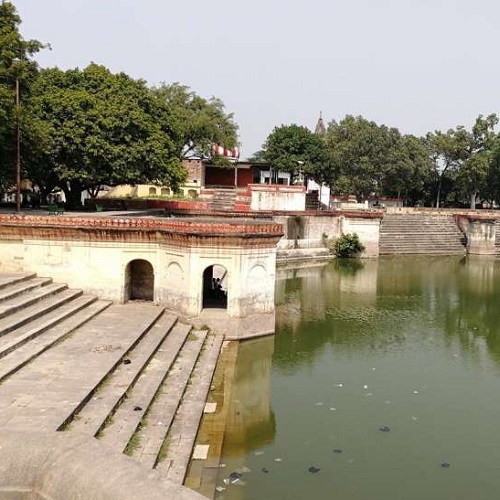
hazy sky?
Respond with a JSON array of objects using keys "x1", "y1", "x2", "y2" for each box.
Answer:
[{"x1": 14, "y1": 0, "x2": 500, "y2": 159}]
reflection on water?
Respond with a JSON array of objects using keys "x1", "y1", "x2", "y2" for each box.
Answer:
[{"x1": 217, "y1": 257, "x2": 500, "y2": 499}]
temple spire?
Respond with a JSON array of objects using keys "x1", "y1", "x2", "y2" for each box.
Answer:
[{"x1": 314, "y1": 111, "x2": 326, "y2": 137}]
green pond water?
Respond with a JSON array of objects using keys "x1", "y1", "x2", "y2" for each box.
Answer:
[{"x1": 215, "y1": 256, "x2": 500, "y2": 500}]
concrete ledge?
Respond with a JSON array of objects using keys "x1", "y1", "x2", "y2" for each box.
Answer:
[{"x1": 0, "y1": 430, "x2": 204, "y2": 500}]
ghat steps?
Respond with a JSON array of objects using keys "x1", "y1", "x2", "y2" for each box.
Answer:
[
  {"x1": 379, "y1": 214, "x2": 467, "y2": 255},
  {"x1": 210, "y1": 188, "x2": 238, "y2": 211},
  {"x1": 0, "y1": 272, "x2": 223, "y2": 488}
]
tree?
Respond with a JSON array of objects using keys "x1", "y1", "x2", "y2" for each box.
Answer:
[
  {"x1": 455, "y1": 114, "x2": 498, "y2": 209},
  {"x1": 260, "y1": 124, "x2": 328, "y2": 183},
  {"x1": 426, "y1": 129, "x2": 464, "y2": 208},
  {"x1": 325, "y1": 115, "x2": 404, "y2": 201},
  {"x1": 0, "y1": 1, "x2": 46, "y2": 189},
  {"x1": 483, "y1": 137, "x2": 500, "y2": 206},
  {"x1": 382, "y1": 134, "x2": 433, "y2": 205},
  {"x1": 27, "y1": 65, "x2": 186, "y2": 207},
  {"x1": 152, "y1": 83, "x2": 239, "y2": 160}
]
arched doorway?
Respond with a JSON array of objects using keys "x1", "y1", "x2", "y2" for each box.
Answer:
[
  {"x1": 125, "y1": 259, "x2": 154, "y2": 301},
  {"x1": 202, "y1": 265, "x2": 228, "y2": 309}
]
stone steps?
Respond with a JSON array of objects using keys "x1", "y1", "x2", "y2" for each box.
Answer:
[
  {"x1": 157, "y1": 333, "x2": 224, "y2": 484},
  {"x1": 0, "y1": 299, "x2": 111, "y2": 383},
  {"x1": 98, "y1": 326, "x2": 205, "y2": 454},
  {"x1": 0, "y1": 272, "x2": 224, "y2": 492},
  {"x1": 66, "y1": 313, "x2": 182, "y2": 438},
  {"x1": 380, "y1": 214, "x2": 466, "y2": 255},
  {"x1": 0, "y1": 276, "x2": 53, "y2": 302},
  {"x1": 0, "y1": 294, "x2": 100, "y2": 362},
  {"x1": 0, "y1": 272, "x2": 37, "y2": 291},
  {"x1": 211, "y1": 189, "x2": 237, "y2": 211}
]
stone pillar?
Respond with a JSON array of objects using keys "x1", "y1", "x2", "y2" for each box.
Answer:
[{"x1": 466, "y1": 218, "x2": 496, "y2": 255}]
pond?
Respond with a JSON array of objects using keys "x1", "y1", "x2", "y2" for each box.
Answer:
[{"x1": 214, "y1": 256, "x2": 500, "y2": 500}]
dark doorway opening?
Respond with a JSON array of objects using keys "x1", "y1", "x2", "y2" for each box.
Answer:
[
  {"x1": 203, "y1": 265, "x2": 228, "y2": 309},
  {"x1": 126, "y1": 259, "x2": 154, "y2": 301}
]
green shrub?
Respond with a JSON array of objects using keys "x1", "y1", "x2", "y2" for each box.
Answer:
[{"x1": 333, "y1": 233, "x2": 365, "y2": 258}]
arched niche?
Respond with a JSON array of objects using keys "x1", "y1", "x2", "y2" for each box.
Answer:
[{"x1": 124, "y1": 259, "x2": 154, "y2": 301}]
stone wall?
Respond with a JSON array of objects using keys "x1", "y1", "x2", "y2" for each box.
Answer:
[
  {"x1": 275, "y1": 212, "x2": 381, "y2": 258},
  {"x1": 250, "y1": 184, "x2": 306, "y2": 211}
]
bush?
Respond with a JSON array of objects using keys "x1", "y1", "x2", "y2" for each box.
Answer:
[{"x1": 333, "y1": 233, "x2": 365, "y2": 258}]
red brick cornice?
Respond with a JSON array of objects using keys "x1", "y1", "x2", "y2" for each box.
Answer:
[{"x1": 0, "y1": 214, "x2": 284, "y2": 247}]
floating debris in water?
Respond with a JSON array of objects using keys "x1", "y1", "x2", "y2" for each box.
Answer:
[
  {"x1": 315, "y1": 402, "x2": 324, "y2": 406},
  {"x1": 219, "y1": 463, "x2": 226, "y2": 468},
  {"x1": 413, "y1": 390, "x2": 419, "y2": 394},
  {"x1": 254, "y1": 450, "x2": 264, "y2": 456},
  {"x1": 441, "y1": 462, "x2": 451, "y2": 468},
  {"x1": 261, "y1": 467, "x2": 269, "y2": 473},
  {"x1": 411, "y1": 416, "x2": 418, "y2": 421},
  {"x1": 385, "y1": 400, "x2": 391, "y2": 404},
  {"x1": 363, "y1": 385, "x2": 368, "y2": 389},
  {"x1": 274, "y1": 458, "x2": 283, "y2": 462},
  {"x1": 365, "y1": 393, "x2": 373, "y2": 396},
  {"x1": 335, "y1": 382, "x2": 344, "y2": 387},
  {"x1": 215, "y1": 486, "x2": 226, "y2": 492},
  {"x1": 371, "y1": 367, "x2": 376, "y2": 371},
  {"x1": 241, "y1": 467, "x2": 251, "y2": 473},
  {"x1": 333, "y1": 449, "x2": 343, "y2": 454},
  {"x1": 308, "y1": 466, "x2": 321, "y2": 473},
  {"x1": 229, "y1": 471, "x2": 243, "y2": 484},
  {"x1": 329, "y1": 407, "x2": 337, "y2": 411},
  {"x1": 379, "y1": 425, "x2": 391, "y2": 432}
]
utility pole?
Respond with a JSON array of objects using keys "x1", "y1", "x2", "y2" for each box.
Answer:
[{"x1": 15, "y1": 76, "x2": 21, "y2": 213}]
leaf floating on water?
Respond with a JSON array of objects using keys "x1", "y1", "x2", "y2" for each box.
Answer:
[
  {"x1": 379, "y1": 425, "x2": 391, "y2": 432},
  {"x1": 308, "y1": 466, "x2": 321, "y2": 473},
  {"x1": 441, "y1": 462, "x2": 451, "y2": 468},
  {"x1": 261, "y1": 467, "x2": 269, "y2": 473}
]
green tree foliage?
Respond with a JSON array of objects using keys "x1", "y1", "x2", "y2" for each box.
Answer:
[
  {"x1": 325, "y1": 115, "x2": 425, "y2": 202},
  {"x1": 426, "y1": 129, "x2": 462, "y2": 208},
  {"x1": 260, "y1": 124, "x2": 328, "y2": 183},
  {"x1": 152, "y1": 83, "x2": 239, "y2": 160},
  {"x1": 334, "y1": 233, "x2": 365, "y2": 258},
  {"x1": 382, "y1": 134, "x2": 433, "y2": 205},
  {"x1": 455, "y1": 114, "x2": 498, "y2": 209},
  {"x1": 0, "y1": 1, "x2": 46, "y2": 188},
  {"x1": 427, "y1": 115, "x2": 499, "y2": 208},
  {"x1": 27, "y1": 65, "x2": 186, "y2": 207}
]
